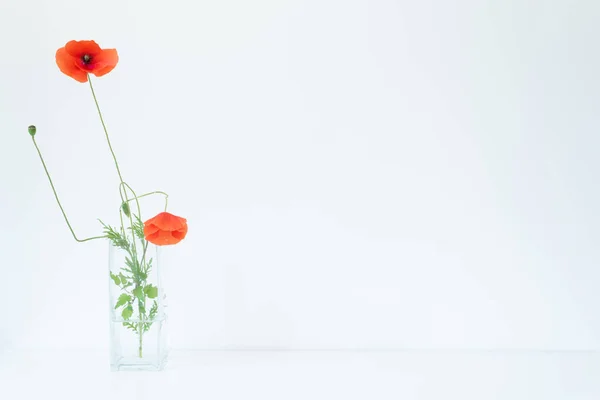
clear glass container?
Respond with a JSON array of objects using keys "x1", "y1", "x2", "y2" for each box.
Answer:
[{"x1": 108, "y1": 241, "x2": 168, "y2": 371}]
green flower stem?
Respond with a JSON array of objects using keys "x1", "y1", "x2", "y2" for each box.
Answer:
[
  {"x1": 119, "y1": 182, "x2": 148, "y2": 269},
  {"x1": 31, "y1": 136, "x2": 105, "y2": 243},
  {"x1": 125, "y1": 191, "x2": 169, "y2": 212},
  {"x1": 88, "y1": 75, "x2": 150, "y2": 358},
  {"x1": 139, "y1": 318, "x2": 144, "y2": 357},
  {"x1": 120, "y1": 182, "x2": 142, "y2": 220},
  {"x1": 119, "y1": 209, "x2": 125, "y2": 235},
  {"x1": 87, "y1": 75, "x2": 124, "y2": 184},
  {"x1": 118, "y1": 183, "x2": 139, "y2": 258},
  {"x1": 118, "y1": 182, "x2": 151, "y2": 359},
  {"x1": 121, "y1": 183, "x2": 151, "y2": 335},
  {"x1": 88, "y1": 74, "x2": 138, "y2": 257}
]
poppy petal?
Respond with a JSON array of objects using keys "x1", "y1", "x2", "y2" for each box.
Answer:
[
  {"x1": 176, "y1": 224, "x2": 188, "y2": 237},
  {"x1": 170, "y1": 224, "x2": 188, "y2": 242},
  {"x1": 143, "y1": 223, "x2": 160, "y2": 237},
  {"x1": 93, "y1": 64, "x2": 117, "y2": 77},
  {"x1": 149, "y1": 230, "x2": 179, "y2": 245},
  {"x1": 55, "y1": 47, "x2": 88, "y2": 83},
  {"x1": 145, "y1": 230, "x2": 161, "y2": 244},
  {"x1": 143, "y1": 212, "x2": 188, "y2": 245},
  {"x1": 65, "y1": 40, "x2": 102, "y2": 57},
  {"x1": 171, "y1": 230, "x2": 185, "y2": 240},
  {"x1": 146, "y1": 212, "x2": 187, "y2": 231},
  {"x1": 91, "y1": 49, "x2": 119, "y2": 77}
]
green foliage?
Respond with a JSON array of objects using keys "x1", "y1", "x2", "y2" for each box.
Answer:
[
  {"x1": 144, "y1": 284, "x2": 158, "y2": 299},
  {"x1": 122, "y1": 305, "x2": 133, "y2": 320},
  {"x1": 115, "y1": 294, "x2": 131, "y2": 309},
  {"x1": 143, "y1": 301, "x2": 159, "y2": 332},
  {"x1": 131, "y1": 215, "x2": 145, "y2": 241},
  {"x1": 132, "y1": 286, "x2": 144, "y2": 301},
  {"x1": 125, "y1": 256, "x2": 137, "y2": 272},
  {"x1": 110, "y1": 272, "x2": 120, "y2": 285},
  {"x1": 123, "y1": 322, "x2": 138, "y2": 332},
  {"x1": 148, "y1": 301, "x2": 158, "y2": 320},
  {"x1": 106, "y1": 214, "x2": 162, "y2": 347},
  {"x1": 101, "y1": 221, "x2": 130, "y2": 252},
  {"x1": 118, "y1": 273, "x2": 131, "y2": 287}
]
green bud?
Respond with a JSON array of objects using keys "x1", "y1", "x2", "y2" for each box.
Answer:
[
  {"x1": 121, "y1": 202, "x2": 131, "y2": 217},
  {"x1": 28, "y1": 125, "x2": 36, "y2": 137}
]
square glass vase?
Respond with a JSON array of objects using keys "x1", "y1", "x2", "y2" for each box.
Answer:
[{"x1": 108, "y1": 242, "x2": 169, "y2": 371}]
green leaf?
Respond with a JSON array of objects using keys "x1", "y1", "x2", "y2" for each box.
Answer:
[
  {"x1": 145, "y1": 258, "x2": 153, "y2": 275},
  {"x1": 131, "y1": 215, "x2": 145, "y2": 241},
  {"x1": 144, "y1": 285, "x2": 158, "y2": 299},
  {"x1": 132, "y1": 286, "x2": 144, "y2": 300},
  {"x1": 122, "y1": 267, "x2": 134, "y2": 275},
  {"x1": 125, "y1": 256, "x2": 137, "y2": 271},
  {"x1": 139, "y1": 304, "x2": 146, "y2": 314},
  {"x1": 118, "y1": 273, "x2": 129, "y2": 285},
  {"x1": 125, "y1": 257, "x2": 141, "y2": 282},
  {"x1": 114, "y1": 294, "x2": 131, "y2": 309},
  {"x1": 100, "y1": 220, "x2": 131, "y2": 251},
  {"x1": 110, "y1": 272, "x2": 120, "y2": 285},
  {"x1": 143, "y1": 301, "x2": 159, "y2": 332},
  {"x1": 148, "y1": 301, "x2": 158, "y2": 319},
  {"x1": 123, "y1": 322, "x2": 138, "y2": 332},
  {"x1": 122, "y1": 305, "x2": 133, "y2": 320}
]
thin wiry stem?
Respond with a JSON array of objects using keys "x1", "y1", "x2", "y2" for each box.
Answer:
[
  {"x1": 88, "y1": 75, "x2": 124, "y2": 183},
  {"x1": 31, "y1": 137, "x2": 105, "y2": 242},
  {"x1": 88, "y1": 74, "x2": 137, "y2": 255},
  {"x1": 125, "y1": 190, "x2": 169, "y2": 212}
]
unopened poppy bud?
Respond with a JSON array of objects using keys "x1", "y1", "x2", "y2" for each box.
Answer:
[
  {"x1": 121, "y1": 202, "x2": 131, "y2": 217},
  {"x1": 28, "y1": 125, "x2": 36, "y2": 137}
]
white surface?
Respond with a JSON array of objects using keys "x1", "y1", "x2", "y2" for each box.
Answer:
[
  {"x1": 1, "y1": 350, "x2": 600, "y2": 399},
  {"x1": 1, "y1": 0, "x2": 600, "y2": 351}
]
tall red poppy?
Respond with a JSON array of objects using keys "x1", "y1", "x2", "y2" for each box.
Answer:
[
  {"x1": 143, "y1": 212, "x2": 188, "y2": 246},
  {"x1": 55, "y1": 40, "x2": 119, "y2": 83}
]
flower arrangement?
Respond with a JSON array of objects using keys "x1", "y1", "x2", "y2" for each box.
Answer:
[{"x1": 28, "y1": 40, "x2": 187, "y2": 361}]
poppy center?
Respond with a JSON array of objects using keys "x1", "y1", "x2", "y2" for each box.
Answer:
[{"x1": 82, "y1": 54, "x2": 91, "y2": 64}]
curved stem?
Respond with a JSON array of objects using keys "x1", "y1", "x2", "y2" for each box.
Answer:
[
  {"x1": 119, "y1": 285, "x2": 132, "y2": 295},
  {"x1": 120, "y1": 182, "x2": 147, "y2": 360},
  {"x1": 120, "y1": 182, "x2": 150, "y2": 278},
  {"x1": 119, "y1": 209, "x2": 125, "y2": 235},
  {"x1": 31, "y1": 137, "x2": 105, "y2": 243},
  {"x1": 125, "y1": 191, "x2": 169, "y2": 212},
  {"x1": 120, "y1": 182, "x2": 142, "y2": 221},
  {"x1": 118, "y1": 184, "x2": 138, "y2": 257},
  {"x1": 138, "y1": 318, "x2": 144, "y2": 357},
  {"x1": 88, "y1": 74, "x2": 135, "y2": 249}
]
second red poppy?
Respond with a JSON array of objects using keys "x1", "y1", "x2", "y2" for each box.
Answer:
[{"x1": 56, "y1": 40, "x2": 119, "y2": 83}]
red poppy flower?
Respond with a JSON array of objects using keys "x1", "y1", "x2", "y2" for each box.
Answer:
[
  {"x1": 143, "y1": 212, "x2": 188, "y2": 246},
  {"x1": 55, "y1": 40, "x2": 119, "y2": 83}
]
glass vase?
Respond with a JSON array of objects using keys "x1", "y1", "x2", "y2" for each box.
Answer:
[{"x1": 108, "y1": 241, "x2": 168, "y2": 371}]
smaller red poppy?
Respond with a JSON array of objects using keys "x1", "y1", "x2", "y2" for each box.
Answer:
[
  {"x1": 143, "y1": 212, "x2": 188, "y2": 246},
  {"x1": 55, "y1": 40, "x2": 119, "y2": 83}
]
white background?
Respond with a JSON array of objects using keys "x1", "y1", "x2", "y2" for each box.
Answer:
[{"x1": 1, "y1": 0, "x2": 599, "y2": 354}]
